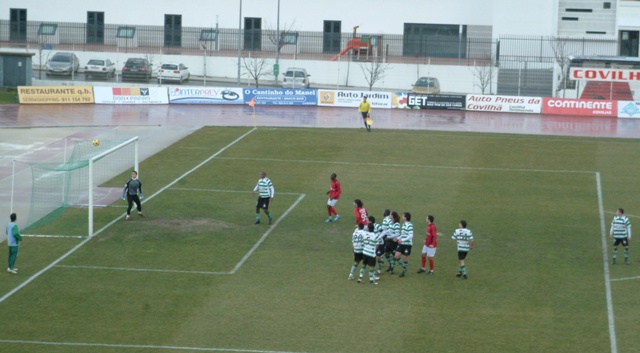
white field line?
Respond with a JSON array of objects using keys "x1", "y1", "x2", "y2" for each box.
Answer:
[
  {"x1": 170, "y1": 187, "x2": 302, "y2": 196},
  {"x1": 0, "y1": 128, "x2": 256, "y2": 305},
  {"x1": 22, "y1": 234, "x2": 86, "y2": 239},
  {"x1": 604, "y1": 210, "x2": 640, "y2": 219},
  {"x1": 0, "y1": 339, "x2": 309, "y2": 353},
  {"x1": 230, "y1": 194, "x2": 305, "y2": 274},
  {"x1": 55, "y1": 265, "x2": 228, "y2": 275},
  {"x1": 596, "y1": 172, "x2": 617, "y2": 353},
  {"x1": 610, "y1": 275, "x2": 640, "y2": 282},
  {"x1": 216, "y1": 157, "x2": 595, "y2": 174}
]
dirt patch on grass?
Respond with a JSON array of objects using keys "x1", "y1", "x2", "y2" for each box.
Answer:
[{"x1": 147, "y1": 218, "x2": 235, "y2": 232}]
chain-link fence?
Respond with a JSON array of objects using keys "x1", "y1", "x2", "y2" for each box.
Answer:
[{"x1": 0, "y1": 19, "x2": 625, "y2": 96}]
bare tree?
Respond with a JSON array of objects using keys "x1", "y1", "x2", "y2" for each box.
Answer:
[
  {"x1": 265, "y1": 20, "x2": 299, "y2": 54},
  {"x1": 358, "y1": 59, "x2": 390, "y2": 91},
  {"x1": 550, "y1": 37, "x2": 574, "y2": 97},
  {"x1": 33, "y1": 46, "x2": 52, "y2": 80},
  {"x1": 470, "y1": 52, "x2": 497, "y2": 94},
  {"x1": 242, "y1": 55, "x2": 273, "y2": 88}
]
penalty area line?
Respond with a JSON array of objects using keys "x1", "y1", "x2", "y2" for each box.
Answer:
[
  {"x1": 230, "y1": 193, "x2": 306, "y2": 274},
  {"x1": 0, "y1": 339, "x2": 311, "y2": 353},
  {"x1": 55, "y1": 265, "x2": 229, "y2": 275}
]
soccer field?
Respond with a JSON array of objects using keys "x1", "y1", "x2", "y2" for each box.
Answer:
[{"x1": 0, "y1": 126, "x2": 639, "y2": 353}]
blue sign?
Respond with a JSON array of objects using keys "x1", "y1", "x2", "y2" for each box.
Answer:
[{"x1": 243, "y1": 88, "x2": 317, "y2": 106}]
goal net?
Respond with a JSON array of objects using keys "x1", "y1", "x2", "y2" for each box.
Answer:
[{"x1": 20, "y1": 137, "x2": 138, "y2": 237}]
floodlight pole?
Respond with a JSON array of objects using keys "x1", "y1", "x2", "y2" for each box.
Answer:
[
  {"x1": 275, "y1": 0, "x2": 281, "y2": 85},
  {"x1": 237, "y1": 0, "x2": 242, "y2": 84}
]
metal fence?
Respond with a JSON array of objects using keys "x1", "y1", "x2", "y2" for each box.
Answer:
[{"x1": 0, "y1": 19, "x2": 626, "y2": 96}]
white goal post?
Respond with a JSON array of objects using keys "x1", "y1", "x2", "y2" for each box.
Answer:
[{"x1": 88, "y1": 137, "x2": 139, "y2": 236}]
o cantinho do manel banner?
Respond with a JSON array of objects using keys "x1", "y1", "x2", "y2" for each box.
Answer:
[{"x1": 18, "y1": 86, "x2": 94, "y2": 104}]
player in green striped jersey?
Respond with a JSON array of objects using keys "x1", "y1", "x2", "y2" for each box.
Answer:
[
  {"x1": 252, "y1": 171, "x2": 274, "y2": 225},
  {"x1": 394, "y1": 212, "x2": 413, "y2": 277},
  {"x1": 379, "y1": 210, "x2": 392, "y2": 273},
  {"x1": 385, "y1": 211, "x2": 401, "y2": 274},
  {"x1": 349, "y1": 223, "x2": 366, "y2": 281},
  {"x1": 362, "y1": 223, "x2": 380, "y2": 285},
  {"x1": 452, "y1": 220, "x2": 474, "y2": 279},
  {"x1": 369, "y1": 215, "x2": 384, "y2": 275},
  {"x1": 610, "y1": 208, "x2": 631, "y2": 265}
]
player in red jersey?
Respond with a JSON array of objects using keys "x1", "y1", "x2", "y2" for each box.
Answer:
[
  {"x1": 417, "y1": 215, "x2": 437, "y2": 274},
  {"x1": 326, "y1": 173, "x2": 342, "y2": 222},
  {"x1": 353, "y1": 199, "x2": 369, "y2": 226}
]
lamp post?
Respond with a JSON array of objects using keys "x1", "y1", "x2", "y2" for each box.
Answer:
[{"x1": 237, "y1": 0, "x2": 242, "y2": 84}]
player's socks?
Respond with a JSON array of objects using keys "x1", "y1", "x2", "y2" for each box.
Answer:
[
  {"x1": 359, "y1": 267, "x2": 365, "y2": 278},
  {"x1": 612, "y1": 249, "x2": 618, "y2": 262},
  {"x1": 389, "y1": 257, "x2": 395, "y2": 270},
  {"x1": 350, "y1": 265, "x2": 357, "y2": 276},
  {"x1": 429, "y1": 258, "x2": 434, "y2": 271},
  {"x1": 267, "y1": 212, "x2": 272, "y2": 221},
  {"x1": 421, "y1": 256, "x2": 427, "y2": 269},
  {"x1": 461, "y1": 265, "x2": 467, "y2": 276},
  {"x1": 369, "y1": 269, "x2": 375, "y2": 282}
]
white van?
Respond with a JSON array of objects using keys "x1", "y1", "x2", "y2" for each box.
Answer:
[{"x1": 281, "y1": 68, "x2": 310, "y2": 89}]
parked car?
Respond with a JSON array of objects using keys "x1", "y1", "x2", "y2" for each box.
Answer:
[
  {"x1": 411, "y1": 77, "x2": 440, "y2": 94},
  {"x1": 281, "y1": 68, "x2": 310, "y2": 89},
  {"x1": 45, "y1": 52, "x2": 80, "y2": 76},
  {"x1": 121, "y1": 58, "x2": 152, "y2": 82},
  {"x1": 84, "y1": 58, "x2": 115, "y2": 79},
  {"x1": 157, "y1": 63, "x2": 190, "y2": 84}
]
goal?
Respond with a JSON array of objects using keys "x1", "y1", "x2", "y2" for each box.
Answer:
[{"x1": 12, "y1": 137, "x2": 139, "y2": 237}]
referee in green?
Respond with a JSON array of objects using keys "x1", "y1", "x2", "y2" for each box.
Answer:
[{"x1": 252, "y1": 171, "x2": 274, "y2": 225}]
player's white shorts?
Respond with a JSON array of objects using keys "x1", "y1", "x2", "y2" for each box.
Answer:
[
  {"x1": 422, "y1": 245, "x2": 437, "y2": 257},
  {"x1": 327, "y1": 198, "x2": 339, "y2": 207}
]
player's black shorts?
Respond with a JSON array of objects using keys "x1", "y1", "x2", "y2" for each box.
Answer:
[
  {"x1": 458, "y1": 251, "x2": 469, "y2": 260},
  {"x1": 353, "y1": 252, "x2": 364, "y2": 263},
  {"x1": 375, "y1": 245, "x2": 385, "y2": 257},
  {"x1": 613, "y1": 237, "x2": 629, "y2": 247},
  {"x1": 256, "y1": 197, "x2": 270, "y2": 210},
  {"x1": 384, "y1": 239, "x2": 397, "y2": 253},
  {"x1": 395, "y1": 244, "x2": 412, "y2": 256},
  {"x1": 363, "y1": 255, "x2": 376, "y2": 267}
]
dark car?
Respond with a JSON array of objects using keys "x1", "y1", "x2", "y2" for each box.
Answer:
[{"x1": 122, "y1": 58, "x2": 152, "y2": 82}]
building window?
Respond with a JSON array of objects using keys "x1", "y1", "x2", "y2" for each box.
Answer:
[
  {"x1": 199, "y1": 29, "x2": 218, "y2": 42},
  {"x1": 164, "y1": 14, "x2": 182, "y2": 47},
  {"x1": 116, "y1": 26, "x2": 136, "y2": 38},
  {"x1": 403, "y1": 23, "x2": 467, "y2": 58},
  {"x1": 9, "y1": 8, "x2": 27, "y2": 42},
  {"x1": 604, "y1": 2, "x2": 611, "y2": 9},
  {"x1": 244, "y1": 17, "x2": 262, "y2": 51},
  {"x1": 37, "y1": 23, "x2": 57, "y2": 35},
  {"x1": 620, "y1": 30, "x2": 639, "y2": 57},
  {"x1": 87, "y1": 12, "x2": 105, "y2": 44},
  {"x1": 322, "y1": 20, "x2": 341, "y2": 54}
]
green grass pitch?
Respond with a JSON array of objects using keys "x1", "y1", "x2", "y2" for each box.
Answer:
[{"x1": 1, "y1": 126, "x2": 639, "y2": 353}]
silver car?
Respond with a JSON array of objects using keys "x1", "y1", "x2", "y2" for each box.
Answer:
[
  {"x1": 45, "y1": 52, "x2": 80, "y2": 76},
  {"x1": 84, "y1": 58, "x2": 115, "y2": 79}
]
